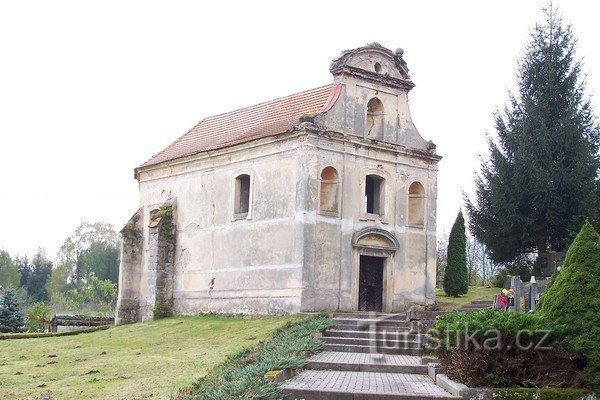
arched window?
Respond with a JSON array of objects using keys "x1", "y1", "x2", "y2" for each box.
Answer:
[
  {"x1": 234, "y1": 174, "x2": 251, "y2": 217},
  {"x1": 408, "y1": 181, "x2": 425, "y2": 227},
  {"x1": 319, "y1": 167, "x2": 339, "y2": 214},
  {"x1": 365, "y1": 174, "x2": 385, "y2": 215},
  {"x1": 366, "y1": 98, "x2": 384, "y2": 139}
]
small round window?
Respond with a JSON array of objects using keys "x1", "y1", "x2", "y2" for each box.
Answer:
[{"x1": 374, "y1": 62, "x2": 382, "y2": 73}]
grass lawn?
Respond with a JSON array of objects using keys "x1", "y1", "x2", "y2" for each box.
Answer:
[
  {"x1": 435, "y1": 286, "x2": 499, "y2": 311},
  {"x1": 179, "y1": 314, "x2": 331, "y2": 399},
  {"x1": 0, "y1": 315, "x2": 296, "y2": 400}
]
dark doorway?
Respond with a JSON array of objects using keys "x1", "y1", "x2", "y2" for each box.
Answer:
[{"x1": 358, "y1": 255, "x2": 385, "y2": 312}]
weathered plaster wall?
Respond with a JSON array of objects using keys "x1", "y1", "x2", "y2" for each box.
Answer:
[
  {"x1": 297, "y1": 131, "x2": 438, "y2": 313},
  {"x1": 321, "y1": 77, "x2": 428, "y2": 150},
  {"x1": 136, "y1": 137, "x2": 304, "y2": 316},
  {"x1": 129, "y1": 131, "x2": 437, "y2": 317}
]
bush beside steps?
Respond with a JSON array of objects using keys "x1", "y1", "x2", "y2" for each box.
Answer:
[
  {"x1": 175, "y1": 313, "x2": 331, "y2": 400},
  {"x1": 465, "y1": 388, "x2": 592, "y2": 400}
]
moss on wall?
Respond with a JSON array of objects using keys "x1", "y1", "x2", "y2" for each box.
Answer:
[
  {"x1": 121, "y1": 210, "x2": 142, "y2": 241},
  {"x1": 152, "y1": 202, "x2": 176, "y2": 320}
]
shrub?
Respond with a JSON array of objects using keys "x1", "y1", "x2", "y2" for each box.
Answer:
[
  {"x1": 443, "y1": 211, "x2": 469, "y2": 297},
  {"x1": 490, "y1": 388, "x2": 591, "y2": 400},
  {"x1": 538, "y1": 221, "x2": 600, "y2": 389},
  {"x1": 433, "y1": 309, "x2": 551, "y2": 342},
  {"x1": 0, "y1": 289, "x2": 25, "y2": 333},
  {"x1": 492, "y1": 269, "x2": 508, "y2": 288},
  {"x1": 432, "y1": 310, "x2": 584, "y2": 388},
  {"x1": 152, "y1": 304, "x2": 172, "y2": 319},
  {"x1": 26, "y1": 302, "x2": 51, "y2": 332},
  {"x1": 177, "y1": 314, "x2": 331, "y2": 399}
]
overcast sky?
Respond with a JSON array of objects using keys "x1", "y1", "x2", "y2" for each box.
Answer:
[{"x1": 1, "y1": 0, "x2": 599, "y2": 259}]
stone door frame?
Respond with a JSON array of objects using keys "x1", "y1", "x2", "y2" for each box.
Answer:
[{"x1": 351, "y1": 228, "x2": 399, "y2": 313}]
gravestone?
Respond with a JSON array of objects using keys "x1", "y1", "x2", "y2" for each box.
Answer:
[
  {"x1": 529, "y1": 276, "x2": 539, "y2": 311},
  {"x1": 510, "y1": 276, "x2": 522, "y2": 312}
]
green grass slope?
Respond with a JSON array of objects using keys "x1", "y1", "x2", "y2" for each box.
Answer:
[
  {"x1": 0, "y1": 315, "x2": 295, "y2": 400},
  {"x1": 435, "y1": 286, "x2": 498, "y2": 311}
]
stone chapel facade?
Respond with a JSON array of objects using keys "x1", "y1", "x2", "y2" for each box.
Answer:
[{"x1": 116, "y1": 43, "x2": 441, "y2": 323}]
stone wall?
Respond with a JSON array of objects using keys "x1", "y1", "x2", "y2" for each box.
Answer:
[
  {"x1": 149, "y1": 202, "x2": 177, "y2": 319},
  {"x1": 116, "y1": 202, "x2": 178, "y2": 323},
  {"x1": 115, "y1": 209, "x2": 143, "y2": 324}
]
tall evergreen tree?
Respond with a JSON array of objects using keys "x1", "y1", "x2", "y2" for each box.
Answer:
[
  {"x1": 443, "y1": 211, "x2": 469, "y2": 297},
  {"x1": 0, "y1": 250, "x2": 20, "y2": 289},
  {"x1": 465, "y1": 5, "x2": 600, "y2": 263},
  {"x1": 25, "y1": 250, "x2": 52, "y2": 302},
  {"x1": 0, "y1": 289, "x2": 25, "y2": 333},
  {"x1": 15, "y1": 255, "x2": 30, "y2": 288}
]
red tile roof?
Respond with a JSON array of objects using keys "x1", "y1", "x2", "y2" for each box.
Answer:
[{"x1": 140, "y1": 84, "x2": 341, "y2": 168}]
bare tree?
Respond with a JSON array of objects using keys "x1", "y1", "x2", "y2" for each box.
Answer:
[
  {"x1": 436, "y1": 233, "x2": 448, "y2": 288},
  {"x1": 466, "y1": 236, "x2": 480, "y2": 285},
  {"x1": 465, "y1": 234, "x2": 500, "y2": 286}
]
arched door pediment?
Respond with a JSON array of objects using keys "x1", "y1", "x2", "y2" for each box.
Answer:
[{"x1": 352, "y1": 228, "x2": 399, "y2": 252}]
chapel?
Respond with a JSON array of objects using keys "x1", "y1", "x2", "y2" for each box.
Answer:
[{"x1": 116, "y1": 43, "x2": 441, "y2": 323}]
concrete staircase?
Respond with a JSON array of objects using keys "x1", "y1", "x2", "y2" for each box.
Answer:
[
  {"x1": 279, "y1": 312, "x2": 460, "y2": 399},
  {"x1": 457, "y1": 299, "x2": 493, "y2": 312},
  {"x1": 321, "y1": 313, "x2": 423, "y2": 356}
]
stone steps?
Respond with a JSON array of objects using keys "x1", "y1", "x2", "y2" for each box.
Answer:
[
  {"x1": 325, "y1": 314, "x2": 423, "y2": 356},
  {"x1": 332, "y1": 312, "x2": 407, "y2": 320},
  {"x1": 278, "y1": 313, "x2": 459, "y2": 399},
  {"x1": 324, "y1": 343, "x2": 423, "y2": 356},
  {"x1": 470, "y1": 300, "x2": 493, "y2": 305},
  {"x1": 280, "y1": 370, "x2": 459, "y2": 399},
  {"x1": 322, "y1": 336, "x2": 422, "y2": 349},
  {"x1": 331, "y1": 318, "x2": 412, "y2": 330},
  {"x1": 458, "y1": 300, "x2": 493, "y2": 312},
  {"x1": 324, "y1": 329, "x2": 416, "y2": 339},
  {"x1": 306, "y1": 351, "x2": 427, "y2": 374}
]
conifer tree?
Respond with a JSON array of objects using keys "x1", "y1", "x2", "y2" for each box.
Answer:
[
  {"x1": 538, "y1": 221, "x2": 600, "y2": 388},
  {"x1": 0, "y1": 250, "x2": 20, "y2": 289},
  {"x1": 465, "y1": 5, "x2": 600, "y2": 263},
  {"x1": 443, "y1": 211, "x2": 469, "y2": 297},
  {"x1": 0, "y1": 289, "x2": 25, "y2": 333}
]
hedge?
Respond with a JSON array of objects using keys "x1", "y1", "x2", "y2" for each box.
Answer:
[{"x1": 0, "y1": 325, "x2": 110, "y2": 340}]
